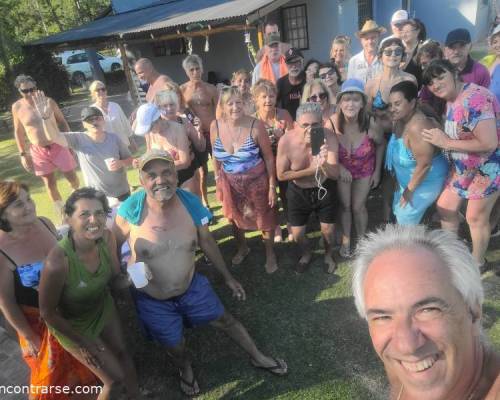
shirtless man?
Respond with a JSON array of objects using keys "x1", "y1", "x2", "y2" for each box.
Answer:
[
  {"x1": 276, "y1": 103, "x2": 339, "y2": 274},
  {"x1": 11, "y1": 75, "x2": 79, "y2": 218},
  {"x1": 134, "y1": 58, "x2": 172, "y2": 103},
  {"x1": 113, "y1": 149, "x2": 288, "y2": 397},
  {"x1": 180, "y1": 54, "x2": 218, "y2": 207}
]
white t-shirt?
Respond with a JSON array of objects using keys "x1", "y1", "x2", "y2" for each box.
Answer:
[{"x1": 347, "y1": 51, "x2": 382, "y2": 84}]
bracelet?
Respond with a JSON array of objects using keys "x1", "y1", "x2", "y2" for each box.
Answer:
[{"x1": 19, "y1": 151, "x2": 28, "y2": 157}]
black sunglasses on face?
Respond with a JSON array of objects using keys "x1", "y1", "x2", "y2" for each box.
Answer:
[
  {"x1": 308, "y1": 93, "x2": 328, "y2": 102},
  {"x1": 96, "y1": 87, "x2": 106, "y2": 92},
  {"x1": 20, "y1": 87, "x2": 36, "y2": 94},
  {"x1": 383, "y1": 48, "x2": 404, "y2": 57},
  {"x1": 319, "y1": 70, "x2": 335, "y2": 79}
]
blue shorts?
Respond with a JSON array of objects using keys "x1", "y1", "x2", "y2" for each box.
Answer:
[{"x1": 131, "y1": 273, "x2": 225, "y2": 347}]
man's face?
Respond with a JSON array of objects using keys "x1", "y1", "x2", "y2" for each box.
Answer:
[
  {"x1": 444, "y1": 42, "x2": 471, "y2": 68},
  {"x1": 18, "y1": 82, "x2": 37, "y2": 100},
  {"x1": 265, "y1": 24, "x2": 279, "y2": 36},
  {"x1": 391, "y1": 22, "x2": 405, "y2": 39},
  {"x1": 82, "y1": 115, "x2": 105, "y2": 133},
  {"x1": 287, "y1": 58, "x2": 304, "y2": 78},
  {"x1": 140, "y1": 159, "x2": 177, "y2": 202},
  {"x1": 186, "y1": 64, "x2": 202, "y2": 82},
  {"x1": 360, "y1": 32, "x2": 380, "y2": 53},
  {"x1": 267, "y1": 42, "x2": 281, "y2": 62},
  {"x1": 134, "y1": 63, "x2": 150, "y2": 82},
  {"x1": 296, "y1": 112, "x2": 322, "y2": 144},
  {"x1": 363, "y1": 247, "x2": 480, "y2": 400}
]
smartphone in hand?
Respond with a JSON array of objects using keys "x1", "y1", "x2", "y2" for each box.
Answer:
[{"x1": 311, "y1": 127, "x2": 325, "y2": 156}]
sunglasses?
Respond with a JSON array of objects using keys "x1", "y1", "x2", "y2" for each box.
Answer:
[
  {"x1": 308, "y1": 92, "x2": 328, "y2": 102},
  {"x1": 20, "y1": 87, "x2": 36, "y2": 94},
  {"x1": 298, "y1": 122, "x2": 322, "y2": 129},
  {"x1": 84, "y1": 116, "x2": 101, "y2": 123},
  {"x1": 96, "y1": 87, "x2": 106, "y2": 92},
  {"x1": 383, "y1": 48, "x2": 404, "y2": 57},
  {"x1": 319, "y1": 70, "x2": 335, "y2": 79}
]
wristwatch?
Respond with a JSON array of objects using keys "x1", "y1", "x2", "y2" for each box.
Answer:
[{"x1": 20, "y1": 151, "x2": 27, "y2": 157}]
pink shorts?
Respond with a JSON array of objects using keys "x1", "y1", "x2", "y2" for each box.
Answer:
[{"x1": 30, "y1": 143, "x2": 77, "y2": 176}]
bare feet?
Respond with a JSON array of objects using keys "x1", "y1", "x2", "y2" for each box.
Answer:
[
  {"x1": 232, "y1": 247, "x2": 250, "y2": 265},
  {"x1": 324, "y1": 254, "x2": 337, "y2": 274},
  {"x1": 339, "y1": 244, "x2": 352, "y2": 259},
  {"x1": 265, "y1": 253, "x2": 278, "y2": 274},
  {"x1": 274, "y1": 225, "x2": 282, "y2": 243},
  {"x1": 295, "y1": 252, "x2": 312, "y2": 274}
]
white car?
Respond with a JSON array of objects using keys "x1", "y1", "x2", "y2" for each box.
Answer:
[{"x1": 55, "y1": 51, "x2": 123, "y2": 85}]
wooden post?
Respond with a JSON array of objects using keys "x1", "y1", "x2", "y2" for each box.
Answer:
[{"x1": 118, "y1": 41, "x2": 139, "y2": 107}]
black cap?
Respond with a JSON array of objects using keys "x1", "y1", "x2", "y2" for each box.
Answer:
[
  {"x1": 81, "y1": 106, "x2": 103, "y2": 121},
  {"x1": 285, "y1": 47, "x2": 304, "y2": 63},
  {"x1": 445, "y1": 28, "x2": 471, "y2": 47}
]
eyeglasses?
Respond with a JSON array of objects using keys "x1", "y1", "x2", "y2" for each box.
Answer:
[
  {"x1": 308, "y1": 93, "x2": 328, "y2": 102},
  {"x1": 319, "y1": 70, "x2": 335, "y2": 79},
  {"x1": 84, "y1": 116, "x2": 101, "y2": 123},
  {"x1": 383, "y1": 48, "x2": 404, "y2": 57},
  {"x1": 298, "y1": 122, "x2": 322, "y2": 129},
  {"x1": 20, "y1": 87, "x2": 36, "y2": 94},
  {"x1": 96, "y1": 87, "x2": 106, "y2": 92}
]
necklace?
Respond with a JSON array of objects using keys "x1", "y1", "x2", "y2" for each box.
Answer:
[{"x1": 230, "y1": 124, "x2": 243, "y2": 152}]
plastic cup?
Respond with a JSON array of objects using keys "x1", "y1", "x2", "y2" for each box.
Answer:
[
  {"x1": 128, "y1": 262, "x2": 150, "y2": 288},
  {"x1": 104, "y1": 158, "x2": 115, "y2": 171}
]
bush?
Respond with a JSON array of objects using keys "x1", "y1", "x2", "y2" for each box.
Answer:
[{"x1": 0, "y1": 46, "x2": 71, "y2": 111}]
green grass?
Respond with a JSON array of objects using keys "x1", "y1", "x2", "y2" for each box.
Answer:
[{"x1": 1, "y1": 123, "x2": 499, "y2": 399}]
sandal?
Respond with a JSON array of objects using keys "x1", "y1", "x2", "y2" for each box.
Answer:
[
  {"x1": 179, "y1": 370, "x2": 200, "y2": 397},
  {"x1": 250, "y1": 357, "x2": 288, "y2": 376},
  {"x1": 231, "y1": 248, "x2": 250, "y2": 265},
  {"x1": 339, "y1": 245, "x2": 352, "y2": 259}
]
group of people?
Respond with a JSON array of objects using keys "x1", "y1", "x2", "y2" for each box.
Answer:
[{"x1": 2, "y1": 7, "x2": 499, "y2": 400}]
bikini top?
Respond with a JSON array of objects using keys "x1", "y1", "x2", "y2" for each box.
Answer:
[
  {"x1": 372, "y1": 89, "x2": 389, "y2": 111},
  {"x1": 0, "y1": 218, "x2": 57, "y2": 307}
]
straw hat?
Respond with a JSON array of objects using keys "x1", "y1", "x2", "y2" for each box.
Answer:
[{"x1": 356, "y1": 20, "x2": 387, "y2": 38}]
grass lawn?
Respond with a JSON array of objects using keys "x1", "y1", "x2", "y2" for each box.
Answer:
[{"x1": 1, "y1": 123, "x2": 499, "y2": 399}]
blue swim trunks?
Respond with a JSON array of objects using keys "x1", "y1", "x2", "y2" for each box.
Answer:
[{"x1": 131, "y1": 273, "x2": 225, "y2": 347}]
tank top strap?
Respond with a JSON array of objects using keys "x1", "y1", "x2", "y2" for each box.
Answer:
[
  {"x1": 0, "y1": 248, "x2": 17, "y2": 269},
  {"x1": 328, "y1": 117, "x2": 337, "y2": 134},
  {"x1": 38, "y1": 217, "x2": 58, "y2": 238},
  {"x1": 215, "y1": 120, "x2": 220, "y2": 138},
  {"x1": 249, "y1": 118, "x2": 256, "y2": 135}
]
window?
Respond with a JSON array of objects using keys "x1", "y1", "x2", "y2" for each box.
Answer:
[
  {"x1": 152, "y1": 39, "x2": 187, "y2": 57},
  {"x1": 357, "y1": 0, "x2": 373, "y2": 28},
  {"x1": 281, "y1": 4, "x2": 309, "y2": 50}
]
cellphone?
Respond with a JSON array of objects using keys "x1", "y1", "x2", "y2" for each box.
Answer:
[
  {"x1": 310, "y1": 127, "x2": 325, "y2": 156},
  {"x1": 185, "y1": 109, "x2": 196, "y2": 124}
]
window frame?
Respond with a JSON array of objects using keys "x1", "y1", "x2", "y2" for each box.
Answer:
[{"x1": 280, "y1": 4, "x2": 310, "y2": 50}]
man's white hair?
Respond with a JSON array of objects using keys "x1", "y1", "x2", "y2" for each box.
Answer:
[
  {"x1": 296, "y1": 102, "x2": 322, "y2": 121},
  {"x1": 352, "y1": 224, "x2": 484, "y2": 319},
  {"x1": 182, "y1": 54, "x2": 203, "y2": 72}
]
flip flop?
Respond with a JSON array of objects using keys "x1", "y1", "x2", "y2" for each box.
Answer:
[
  {"x1": 232, "y1": 248, "x2": 250, "y2": 265},
  {"x1": 179, "y1": 370, "x2": 200, "y2": 397},
  {"x1": 250, "y1": 357, "x2": 288, "y2": 376},
  {"x1": 339, "y1": 245, "x2": 352, "y2": 259}
]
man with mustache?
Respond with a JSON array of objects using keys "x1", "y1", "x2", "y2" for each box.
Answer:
[
  {"x1": 352, "y1": 224, "x2": 500, "y2": 400},
  {"x1": 113, "y1": 149, "x2": 288, "y2": 397},
  {"x1": 276, "y1": 48, "x2": 306, "y2": 119}
]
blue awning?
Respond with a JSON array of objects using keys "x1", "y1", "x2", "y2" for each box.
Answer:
[{"x1": 30, "y1": 0, "x2": 282, "y2": 47}]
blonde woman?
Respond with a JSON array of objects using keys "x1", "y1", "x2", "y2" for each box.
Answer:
[
  {"x1": 231, "y1": 69, "x2": 255, "y2": 115},
  {"x1": 330, "y1": 36, "x2": 351, "y2": 81},
  {"x1": 211, "y1": 87, "x2": 278, "y2": 273},
  {"x1": 301, "y1": 78, "x2": 336, "y2": 127},
  {"x1": 89, "y1": 80, "x2": 136, "y2": 152}
]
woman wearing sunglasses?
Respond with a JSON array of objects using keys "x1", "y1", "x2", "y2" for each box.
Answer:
[
  {"x1": 301, "y1": 78, "x2": 336, "y2": 127},
  {"x1": 89, "y1": 80, "x2": 136, "y2": 153},
  {"x1": 318, "y1": 62, "x2": 342, "y2": 104}
]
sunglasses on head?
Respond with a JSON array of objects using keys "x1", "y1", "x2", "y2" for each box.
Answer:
[
  {"x1": 319, "y1": 70, "x2": 335, "y2": 79},
  {"x1": 20, "y1": 87, "x2": 36, "y2": 94},
  {"x1": 308, "y1": 92, "x2": 328, "y2": 102},
  {"x1": 383, "y1": 48, "x2": 404, "y2": 57}
]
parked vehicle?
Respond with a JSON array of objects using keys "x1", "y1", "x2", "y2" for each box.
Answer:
[{"x1": 55, "y1": 51, "x2": 123, "y2": 86}]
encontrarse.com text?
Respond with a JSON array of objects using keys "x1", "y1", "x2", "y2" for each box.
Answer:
[{"x1": 0, "y1": 385, "x2": 102, "y2": 395}]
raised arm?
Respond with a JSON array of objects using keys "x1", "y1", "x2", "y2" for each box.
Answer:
[{"x1": 50, "y1": 99, "x2": 70, "y2": 132}]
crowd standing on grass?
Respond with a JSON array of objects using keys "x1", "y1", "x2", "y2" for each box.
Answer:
[{"x1": 3, "y1": 7, "x2": 499, "y2": 399}]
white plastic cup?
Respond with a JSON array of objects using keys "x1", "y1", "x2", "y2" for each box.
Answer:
[
  {"x1": 128, "y1": 262, "x2": 150, "y2": 288},
  {"x1": 104, "y1": 158, "x2": 115, "y2": 171}
]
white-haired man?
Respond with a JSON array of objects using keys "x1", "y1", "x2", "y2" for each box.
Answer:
[
  {"x1": 352, "y1": 224, "x2": 500, "y2": 400},
  {"x1": 180, "y1": 54, "x2": 218, "y2": 208}
]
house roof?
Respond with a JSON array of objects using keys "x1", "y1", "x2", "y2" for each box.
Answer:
[{"x1": 30, "y1": 0, "x2": 282, "y2": 48}]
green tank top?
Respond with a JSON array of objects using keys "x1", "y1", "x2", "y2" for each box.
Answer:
[{"x1": 49, "y1": 236, "x2": 114, "y2": 349}]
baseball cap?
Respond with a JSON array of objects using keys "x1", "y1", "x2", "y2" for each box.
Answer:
[
  {"x1": 336, "y1": 78, "x2": 366, "y2": 102},
  {"x1": 445, "y1": 28, "x2": 471, "y2": 47},
  {"x1": 134, "y1": 103, "x2": 162, "y2": 136},
  {"x1": 265, "y1": 32, "x2": 280, "y2": 46},
  {"x1": 138, "y1": 149, "x2": 175, "y2": 171},
  {"x1": 285, "y1": 47, "x2": 304, "y2": 63},
  {"x1": 391, "y1": 9, "x2": 409, "y2": 24},
  {"x1": 81, "y1": 106, "x2": 103, "y2": 121}
]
